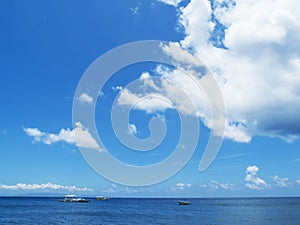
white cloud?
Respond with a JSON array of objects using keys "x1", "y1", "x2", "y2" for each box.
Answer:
[
  {"x1": 162, "y1": 0, "x2": 300, "y2": 142},
  {"x1": 24, "y1": 122, "x2": 102, "y2": 151},
  {"x1": 88, "y1": 0, "x2": 300, "y2": 144},
  {"x1": 271, "y1": 175, "x2": 291, "y2": 187},
  {"x1": 246, "y1": 165, "x2": 259, "y2": 175},
  {"x1": 23, "y1": 127, "x2": 44, "y2": 141},
  {"x1": 116, "y1": 65, "x2": 210, "y2": 116},
  {"x1": 135, "y1": 95, "x2": 174, "y2": 114},
  {"x1": 158, "y1": 0, "x2": 182, "y2": 7},
  {"x1": 117, "y1": 83, "x2": 174, "y2": 114},
  {"x1": 116, "y1": 49, "x2": 250, "y2": 142},
  {"x1": 78, "y1": 93, "x2": 93, "y2": 104},
  {"x1": 172, "y1": 182, "x2": 192, "y2": 191},
  {"x1": 296, "y1": 180, "x2": 300, "y2": 185},
  {"x1": 0, "y1": 182, "x2": 93, "y2": 192},
  {"x1": 128, "y1": 123, "x2": 138, "y2": 135},
  {"x1": 245, "y1": 165, "x2": 269, "y2": 190},
  {"x1": 202, "y1": 180, "x2": 237, "y2": 190}
]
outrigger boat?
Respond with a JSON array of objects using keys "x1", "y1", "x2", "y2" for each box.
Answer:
[
  {"x1": 178, "y1": 200, "x2": 191, "y2": 205},
  {"x1": 59, "y1": 195, "x2": 90, "y2": 203}
]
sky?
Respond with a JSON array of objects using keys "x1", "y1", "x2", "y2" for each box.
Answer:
[{"x1": 1, "y1": 0, "x2": 300, "y2": 197}]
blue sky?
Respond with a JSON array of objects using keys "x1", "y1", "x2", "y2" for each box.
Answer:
[{"x1": 1, "y1": 0, "x2": 300, "y2": 197}]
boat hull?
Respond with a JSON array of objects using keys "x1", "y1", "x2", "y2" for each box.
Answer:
[{"x1": 178, "y1": 200, "x2": 191, "y2": 205}]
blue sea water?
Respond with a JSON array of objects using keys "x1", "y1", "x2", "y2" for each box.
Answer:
[{"x1": 0, "y1": 197, "x2": 299, "y2": 225}]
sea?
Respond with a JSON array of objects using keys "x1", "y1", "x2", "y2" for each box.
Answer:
[{"x1": 0, "y1": 197, "x2": 299, "y2": 225}]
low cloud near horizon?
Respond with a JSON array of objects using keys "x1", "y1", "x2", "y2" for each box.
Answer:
[{"x1": 0, "y1": 182, "x2": 93, "y2": 192}]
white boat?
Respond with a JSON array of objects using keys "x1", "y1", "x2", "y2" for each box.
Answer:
[
  {"x1": 178, "y1": 200, "x2": 191, "y2": 205},
  {"x1": 96, "y1": 196, "x2": 109, "y2": 200},
  {"x1": 59, "y1": 195, "x2": 90, "y2": 203}
]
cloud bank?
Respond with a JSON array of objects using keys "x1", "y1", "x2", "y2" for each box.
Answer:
[
  {"x1": 180, "y1": 0, "x2": 300, "y2": 142},
  {"x1": 154, "y1": 0, "x2": 300, "y2": 143},
  {"x1": 0, "y1": 182, "x2": 93, "y2": 192}
]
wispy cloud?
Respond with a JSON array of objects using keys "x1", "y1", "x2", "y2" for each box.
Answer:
[
  {"x1": 102, "y1": 184, "x2": 154, "y2": 194},
  {"x1": 23, "y1": 122, "x2": 102, "y2": 151},
  {"x1": 202, "y1": 180, "x2": 237, "y2": 191},
  {"x1": 245, "y1": 166, "x2": 269, "y2": 190},
  {"x1": 0, "y1": 182, "x2": 93, "y2": 192},
  {"x1": 130, "y1": 6, "x2": 139, "y2": 14},
  {"x1": 171, "y1": 182, "x2": 192, "y2": 192},
  {"x1": 130, "y1": 2, "x2": 142, "y2": 14},
  {"x1": 217, "y1": 153, "x2": 253, "y2": 159},
  {"x1": 271, "y1": 175, "x2": 291, "y2": 188}
]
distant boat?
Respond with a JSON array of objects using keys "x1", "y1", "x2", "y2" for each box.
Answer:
[
  {"x1": 96, "y1": 196, "x2": 109, "y2": 201},
  {"x1": 178, "y1": 200, "x2": 191, "y2": 205},
  {"x1": 59, "y1": 195, "x2": 90, "y2": 203}
]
